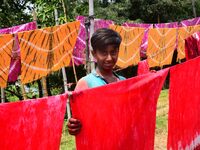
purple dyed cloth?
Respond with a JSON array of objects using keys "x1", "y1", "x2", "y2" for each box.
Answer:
[
  {"x1": 73, "y1": 16, "x2": 114, "y2": 65},
  {"x1": 0, "y1": 21, "x2": 37, "y2": 82},
  {"x1": 122, "y1": 22, "x2": 153, "y2": 58},
  {"x1": 180, "y1": 17, "x2": 200, "y2": 27},
  {"x1": 154, "y1": 22, "x2": 178, "y2": 28}
]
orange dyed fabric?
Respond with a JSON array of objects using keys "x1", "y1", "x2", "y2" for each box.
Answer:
[
  {"x1": 177, "y1": 25, "x2": 200, "y2": 60},
  {"x1": 0, "y1": 34, "x2": 14, "y2": 87},
  {"x1": 110, "y1": 25, "x2": 145, "y2": 68},
  {"x1": 147, "y1": 28, "x2": 177, "y2": 68},
  {"x1": 18, "y1": 21, "x2": 80, "y2": 84}
]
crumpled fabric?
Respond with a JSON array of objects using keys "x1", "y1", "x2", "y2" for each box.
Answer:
[
  {"x1": 0, "y1": 94, "x2": 67, "y2": 150},
  {"x1": 0, "y1": 21, "x2": 37, "y2": 82},
  {"x1": 168, "y1": 56, "x2": 200, "y2": 150},
  {"x1": 180, "y1": 17, "x2": 200, "y2": 27},
  {"x1": 185, "y1": 31, "x2": 200, "y2": 60},
  {"x1": 137, "y1": 59, "x2": 150, "y2": 75},
  {"x1": 71, "y1": 69, "x2": 169, "y2": 150}
]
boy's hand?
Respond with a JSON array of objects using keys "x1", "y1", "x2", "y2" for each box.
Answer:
[{"x1": 67, "y1": 118, "x2": 82, "y2": 135}]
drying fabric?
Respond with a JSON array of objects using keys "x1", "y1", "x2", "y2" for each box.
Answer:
[
  {"x1": 0, "y1": 21, "x2": 37, "y2": 82},
  {"x1": 177, "y1": 25, "x2": 200, "y2": 60},
  {"x1": 185, "y1": 32, "x2": 200, "y2": 60},
  {"x1": 168, "y1": 56, "x2": 200, "y2": 150},
  {"x1": 110, "y1": 25, "x2": 145, "y2": 68},
  {"x1": 71, "y1": 69, "x2": 169, "y2": 150},
  {"x1": 0, "y1": 94, "x2": 67, "y2": 150},
  {"x1": 123, "y1": 22, "x2": 153, "y2": 58},
  {"x1": 18, "y1": 21, "x2": 80, "y2": 84},
  {"x1": 154, "y1": 22, "x2": 178, "y2": 28},
  {"x1": 180, "y1": 17, "x2": 200, "y2": 27},
  {"x1": 137, "y1": 59, "x2": 150, "y2": 75},
  {"x1": 147, "y1": 28, "x2": 177, "y2": 67},
  {"x1": 74, "y1": 16, "x2": 115, "y2": 65},
  {"x1": 0, "y1": 34, "x2": 14, "y2": 87}
]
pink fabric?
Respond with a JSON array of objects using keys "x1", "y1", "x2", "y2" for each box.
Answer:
[
  {"x1": 168, "y1": 56, "x2": 200, "y2": 149},
  {"x1": 185, "y1": 32, "x2": 200, "y2": 60},
  {"x1": 74, "y1": 16, "x2": 115, "y2": 65},
  {"x1": 180, "y1": 17, "x2": 200, "y2": 27},
  {"x1": 137, "y1": 59, "x2": 150, "y2": 75},
  {"x1": 122, "y1": 22, "x2": 153, "y2": 58},
  {"x1": 0, "y1": 94, "x2": 67, "y2": 150},
  {"x1": 0, "y1": 21, "x2": 37, "y2": 82},
  {"x1": 154, "y1": 22, "x2": 178, "y2": 28},
  {"x1": 71, "y1": 69, "x2": 169, "y2": 150}
]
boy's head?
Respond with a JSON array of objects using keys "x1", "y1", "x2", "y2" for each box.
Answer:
[{"x1": 91, "y1": 28, "x2": 122, "y2": 52}]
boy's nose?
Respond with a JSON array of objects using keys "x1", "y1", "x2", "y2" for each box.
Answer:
[{"x1": 106, "y1": 54, "x2": 112, "y2": 61}]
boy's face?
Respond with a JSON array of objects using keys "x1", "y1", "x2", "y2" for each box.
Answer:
[{"x1": 92, "y1": 44, "x2": 119, "y2": 71}]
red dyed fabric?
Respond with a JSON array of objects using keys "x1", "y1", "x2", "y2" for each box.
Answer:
[
  {"x1": 168, "y1": 56, "x2": 200, "y2": 149},
  {"x1": 0, "y1": 94, "x2": 67, "y2": 150},
  {"x1": 137, "y1": 59, "x2": 150, "y2": 75},
  {"x1": 71, "y1": 69, "x2": 169, "y2": 150},
  {"x1": 185, "y1": 32, "x2": 200, "y2": 60}
]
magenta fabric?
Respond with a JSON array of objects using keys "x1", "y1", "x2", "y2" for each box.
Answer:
[
  {"x1": 0, "y1": 21, "x2": 37, "y2": 82},
  {"x1": 168, "y1": 56, "x2": 200, "y2": 149},
  {"x1": 154, "y1": 22, "x2": 178, "y2": 28},
  {"x1": 137, "y1": 59, "x2": 150, "y2": 75},
  {"x1": 74, "y1": 16, "x2": 115, "y2": 65},
  {"x1": 71, "y1": 69, "x2": 169, "y2": 150},
  {"x1": 122, "y1": 22, "x2": 153, "y2": 58},
  {"x1": 185, "y1": 32, "x2": 200, "y2": 60},
  {"x1": 0, "y1": 94, "x2": 67, "y2": 150},
  {"x1": 180, "y1": 17, "x2": 200, "y2": 27}
]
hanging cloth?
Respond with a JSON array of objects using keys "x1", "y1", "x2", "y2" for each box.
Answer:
[
  {"x1": 70, "y1": 69, "x2": 169, "y2": 150},
  {"x1": 0, "y1": 34, "x2": 14, "y2": 87},
  {"x1": 180, "y1": 17, "x2": 200, "y2": 27},
  {"x1": 110, "y1": 25, "x2": 145, "y2": 68},
  {"x1": 147, "y1": 28, "x2": 177, "y2": 67},
  {"x1": 168, "y1": 56, "x2": 200, "y2": 150},
  {"x1": 177, "y1": 25, "x2": 200, "y2": 60},
  {"x1": 18, "y1": 21, "x2": 80, "y2": 84}
]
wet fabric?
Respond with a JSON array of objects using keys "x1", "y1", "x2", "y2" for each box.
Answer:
[
  {"x1": 71, "y1": 69, "x2": 169, "y2": 150},
  {"x1": 177, "y1": 25, "x2": 200, "y2": 60},
  {"x1": 0, "y1": 34, "x2": 14, "y2": 87},
  {"x1": 0, "y1": 21, "x2": 37, "y2": 82},
  {"x1": 0, "y1": 94, "x2": 67, "y2": 150},
  {"x1": 137, "y1": 59, "x2": 150, "y2": 75},
  {"x1": 18, "y1": 21, "x2": 80, "y2": 84},
  {"x1": 168, "y1": 56, "x2": 200, "y2": 150},
  {"x1": 185, "y1": 32, "x2": 200, "y2": 60},
  {"x1": 122, "y1": 22, "x2": 153, "y2": 58},
  {"x1": 147, "y1": 28, "x2": 177, "y2": 67},
  {"x1": 180, "y1": 17, "x2": 200, "y2": 27},
  {"x1": 110, "y1": 25, "x2": 145, "y2": 68}
]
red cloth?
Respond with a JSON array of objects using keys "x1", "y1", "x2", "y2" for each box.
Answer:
[
  {"x1": 71, "y1": 69, "x2": 169, "y2": 150},
  {"x1": 185, "y1": 32, "x2": 200, "y2": 60},
  {"x1": 0, "y1": 94, "x2": 67, "y2": 150},
  {"x1": 168, "y1": 56, "x2": 200, "y2": 149},
  {"x1": 137, "y1": 59, "x2": 150, "y2": 75}
]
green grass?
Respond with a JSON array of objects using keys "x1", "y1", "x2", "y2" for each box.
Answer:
[{"x1": 60, "y1": 89, "x2": 169, "y2": 150}]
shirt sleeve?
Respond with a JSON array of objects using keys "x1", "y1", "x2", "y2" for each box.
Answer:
[{"x1": 74, "y1": 78, "x2": 89, "y2": 91}]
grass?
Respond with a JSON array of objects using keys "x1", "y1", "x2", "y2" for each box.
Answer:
[{"x1": 60, "y1": 89, "x2": 169, "y2": 150}]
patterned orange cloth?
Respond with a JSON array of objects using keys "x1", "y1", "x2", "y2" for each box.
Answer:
[
  {"x1": 0, "y1": 34, "x2": 14, "y2": 87},
  {"x1": 18, "y1": 21, "x2": 80, "y2": 84},
  {"x1": 147, "y1": 28, "x2": 177, "y2": 68},
  {"x1": 177, "y1": 25, "x2": 200, "y2": 60},
  {"x1": 110, "y1": 25, "x2": 145, "y2": 68}
]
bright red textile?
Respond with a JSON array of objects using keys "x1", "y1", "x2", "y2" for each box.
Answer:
[
  {"x1": 0, "y1": 94, "x2": 67, "y2": 150},
  {"x1": 71, "y1": 69, "x2": 169, "y2": 150},
  {"x1": 168, "y1": 56, "x2": 200, "y2": 149},
  {"x1": 137, "y1": 59, "x2": 150, "y2": 75}
]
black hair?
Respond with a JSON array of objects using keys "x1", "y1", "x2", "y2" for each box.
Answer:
[{"x1": 91, "y1": 28, "x2": 122, "y2": 51}]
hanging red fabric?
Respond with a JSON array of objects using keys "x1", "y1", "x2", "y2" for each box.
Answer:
[
  {"x1": 168, "y1": 56, "x2": 200, "y2": 149},
  {"x1": 70, "y1": 69, "x2": 169, "y2": 150},
  {"x1": 0, "y1": 94, "x2": 67, "y2": 150}
]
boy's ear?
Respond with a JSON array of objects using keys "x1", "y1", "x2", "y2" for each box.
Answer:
[{"x1": 91, "y1": 50, "x2": 96, "y2": 57}]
